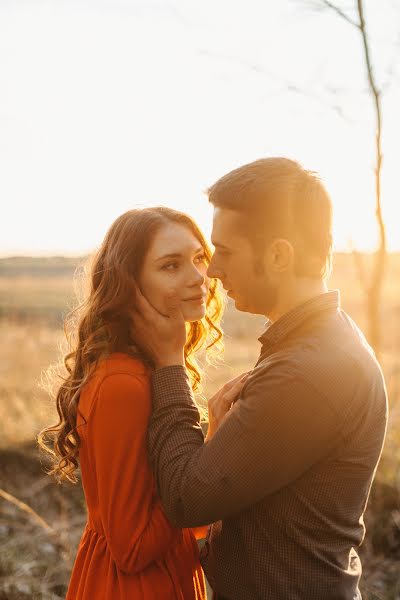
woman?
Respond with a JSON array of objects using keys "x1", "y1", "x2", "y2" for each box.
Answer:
[{"x1": 38, "y1": 207, "x2": 224, "y2": 600}]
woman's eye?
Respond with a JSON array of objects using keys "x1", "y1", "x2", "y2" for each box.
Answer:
[
  {"x1": 162, "y1": 262, "x2": 179, "y2": 271},
  {"x1": 194, "y1": 254, "x2": 206, "y2": 264}
]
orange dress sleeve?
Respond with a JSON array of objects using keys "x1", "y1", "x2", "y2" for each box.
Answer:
[{"x1": 87, "y1": 372, "x2": 182, "y2": 575}]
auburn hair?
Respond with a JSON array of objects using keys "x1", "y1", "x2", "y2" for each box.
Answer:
[
  {"x1": 38, "y1": 207, "x2": 224, "y2": 483},
  {"x1": 207, "y1": 157, "x2": 333, "y2": 279}
]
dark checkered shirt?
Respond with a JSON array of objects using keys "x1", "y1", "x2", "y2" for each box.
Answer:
[{"x1": 148, "y1": 291, "x2": 387, "y2": 600}]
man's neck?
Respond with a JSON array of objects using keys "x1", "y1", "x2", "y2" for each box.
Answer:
[{"x1": 266, "y1": 280, "x2": 328, "y2": 323}]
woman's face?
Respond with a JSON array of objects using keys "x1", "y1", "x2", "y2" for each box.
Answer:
[{"x1": 138, "y1": 222, "x2": 210, "y2": 322}]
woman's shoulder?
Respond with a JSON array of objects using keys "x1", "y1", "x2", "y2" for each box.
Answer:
[
  {"x1": 79, "y1": 354, "x2": 151, "y2": 421},
  {"x1": 99, "y1": 352, "x2": 150, "y2": 379},
  {"x1": 94, "y1": 353, "x2": 151, "y2": 395},
  {"x1": 82, "y1": 353, "x2": 149, "y2": 398}
]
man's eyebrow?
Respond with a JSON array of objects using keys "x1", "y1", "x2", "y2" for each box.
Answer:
[
  {"x1": 155, "y1": 246, "x2": 204, "y2": 262},
  {"x1": 211, "y1": 241, "x2": 229, "y2": 250}
]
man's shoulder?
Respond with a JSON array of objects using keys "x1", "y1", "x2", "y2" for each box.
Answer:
[{"x1": 253, "y1": 310, "x2": 386, "y2": 416}]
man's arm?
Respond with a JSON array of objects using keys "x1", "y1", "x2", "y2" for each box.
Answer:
[{"x1": 148, "y1": 360, "x2": 342, "y2": 528}]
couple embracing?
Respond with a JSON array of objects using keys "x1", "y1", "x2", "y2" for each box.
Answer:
[{"x1": 39, "y1": 157, "x2": 387, "y2": 600}]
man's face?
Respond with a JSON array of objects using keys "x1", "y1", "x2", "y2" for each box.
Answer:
[{"x1": 207, "y1": 207, "x2": 278, "y2": 316}]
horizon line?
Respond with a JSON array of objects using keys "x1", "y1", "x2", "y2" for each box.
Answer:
[{"x1": 1, "y1": 249, "x2": 400, "y2": 259}]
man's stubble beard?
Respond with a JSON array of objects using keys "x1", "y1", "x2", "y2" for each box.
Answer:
[{"x1": 251, "y1": 258, "x2": 279, "y2": 317}]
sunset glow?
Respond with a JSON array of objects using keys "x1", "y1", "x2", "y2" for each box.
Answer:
[{"x1": 1, "y1": 0, "x2": 399, "y2": 255}]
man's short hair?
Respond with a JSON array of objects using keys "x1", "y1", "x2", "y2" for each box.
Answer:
[{"x1": 207, "y1": 157, "x2": 333, "y2": 279}]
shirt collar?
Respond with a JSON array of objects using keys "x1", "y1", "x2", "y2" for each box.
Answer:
[{"x1": 258, "y1": 289, "x2": 340, "y2": 349}]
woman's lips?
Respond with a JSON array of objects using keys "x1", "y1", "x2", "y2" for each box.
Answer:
[{"x1": 183, "y1": 295, "x2": 206, "y2": 303}]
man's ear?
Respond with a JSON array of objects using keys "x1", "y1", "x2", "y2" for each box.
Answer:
[{"x1": 267, "y1": 238, "x2": 295, "y2": 273}]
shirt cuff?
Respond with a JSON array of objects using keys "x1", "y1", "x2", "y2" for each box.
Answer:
[{"x1": 151, "y1": 365, "x2": 194, "y2": 406}]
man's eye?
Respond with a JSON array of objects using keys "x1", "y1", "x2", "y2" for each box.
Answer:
[
  {"x1": 194, "y1": 254, "x2": 206, "y2": 264},
  {"x1": 162, "y1": 262, "x2": 179, "y2": 270},
  {"x1": 217, "y1": 249, "x2": 230, "y2": 257}
]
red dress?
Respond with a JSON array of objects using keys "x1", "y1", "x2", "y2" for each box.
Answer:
[{"x1": 66, "y1": 353, "x2": 207, "y2": 599}]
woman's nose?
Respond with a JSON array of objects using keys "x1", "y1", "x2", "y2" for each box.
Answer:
[{"x1": 189, "y1": 264, "x2": 205, "y2": 285}]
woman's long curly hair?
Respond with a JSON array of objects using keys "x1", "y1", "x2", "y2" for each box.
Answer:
[{"x1": 38, "y1": 207, "x2": 224, "y2": 484}]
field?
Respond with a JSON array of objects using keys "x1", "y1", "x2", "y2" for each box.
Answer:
[{"x1": 1, "y1": 254, "x2": 400, "y2": 599}]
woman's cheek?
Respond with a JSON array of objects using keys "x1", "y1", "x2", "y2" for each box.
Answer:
[{"x1": 142, "y1": 273, "x2": 170, "y2": 315}]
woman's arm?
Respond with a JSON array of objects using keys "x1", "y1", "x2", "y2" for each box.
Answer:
[{"x1": 88, "y1": 372, "x2": 182, "y2": 575}]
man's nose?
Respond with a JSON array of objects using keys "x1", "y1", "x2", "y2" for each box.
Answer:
[{"x1": 207, "y1": 255, "x2": 218, "y2": 279}]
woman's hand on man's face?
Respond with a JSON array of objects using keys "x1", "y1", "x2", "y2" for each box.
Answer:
[
  {"x1": 205, "y1": 371, "x2": 250, "y2": 442},
  {"x1": 132, "y1": 285, "x2": 186, "y2": 368}
]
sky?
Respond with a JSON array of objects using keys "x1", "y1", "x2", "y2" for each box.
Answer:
[{"x1": 1, "y1": 0, "x2": 399, "y2": 255}]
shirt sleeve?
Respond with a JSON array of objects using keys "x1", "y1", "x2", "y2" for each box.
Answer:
[
  {"x1": 148, "y1": 362, "x2": 341, "y2": 527},
  {"x1": 88, "y1": 372, "x2": 182, "y2": 574}
]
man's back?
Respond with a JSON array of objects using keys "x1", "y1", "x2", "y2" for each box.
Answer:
[{"x1": 201, "y1": 295, "x2": 387, "y2": 600}]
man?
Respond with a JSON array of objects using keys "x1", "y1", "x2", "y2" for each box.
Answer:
[{"x1": 134, "y1": 158, "x2": 387, "y2": 600}]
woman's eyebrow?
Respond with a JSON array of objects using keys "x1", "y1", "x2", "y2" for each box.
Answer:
[
  {"x1": 155, "y1": 246, "x2": 204, "y2": 262},
  {"x1": 154, "y1": 252, "x2": 181, "y2": 262}
]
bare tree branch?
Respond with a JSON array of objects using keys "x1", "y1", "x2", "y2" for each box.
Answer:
[
  {"x1": 320, "y1": 0, "x2": 360, "y2": 28},
  {"x1": 357, "y1": 0, "x2": 386, "y2": 357},
  {"x1": 198, "y1": 49, "x2": 355, "y2": 122},
  {"x1": 0, "y1": 487, "x2": 70, "y2": 553},
  {"x1": 319, "y1": 0, "x2": 388, "y2": 357}
]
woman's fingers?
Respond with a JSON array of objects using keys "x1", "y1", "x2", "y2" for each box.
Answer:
[
  {"x1": 206, "y1": 373, "x2": 249, "y2": 441},
  {"x1": 210, "y1": 374, "x2": 249, "y2": 414},
  {"x1": 133, "y1": 284, "x2": 154, "y2": 320},
  {"x1": 208, "y1": 372, "x2": 250, "y2": 411},
  {"x1": 223, "y1": 370, "x2": 251, "y2": 393},
  {"x1": 222, "y1": 375, "x2": 249, "y2": 404}
]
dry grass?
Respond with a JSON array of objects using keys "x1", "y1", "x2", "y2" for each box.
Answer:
[{"x1": 0, "y1": 321, "x2": 63, "y2": 448}]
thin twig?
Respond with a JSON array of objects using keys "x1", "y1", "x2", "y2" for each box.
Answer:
[
  {"x1": 321, "y1": 0, "x2": 360, "y2": 28},
  {"x1": 0, "y1": 487, "x2": 70, "y2": 552},
  {"x1": 0, "y1": 488, "x2": 54, "y2": 534}
]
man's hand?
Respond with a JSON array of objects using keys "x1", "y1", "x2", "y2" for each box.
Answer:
[
  {"x1": 132, "y1": 286, "x2": 186, "y2": 368},
  {"x1": 205, "y1": 372, "x2": 250, "y2": 441}
]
